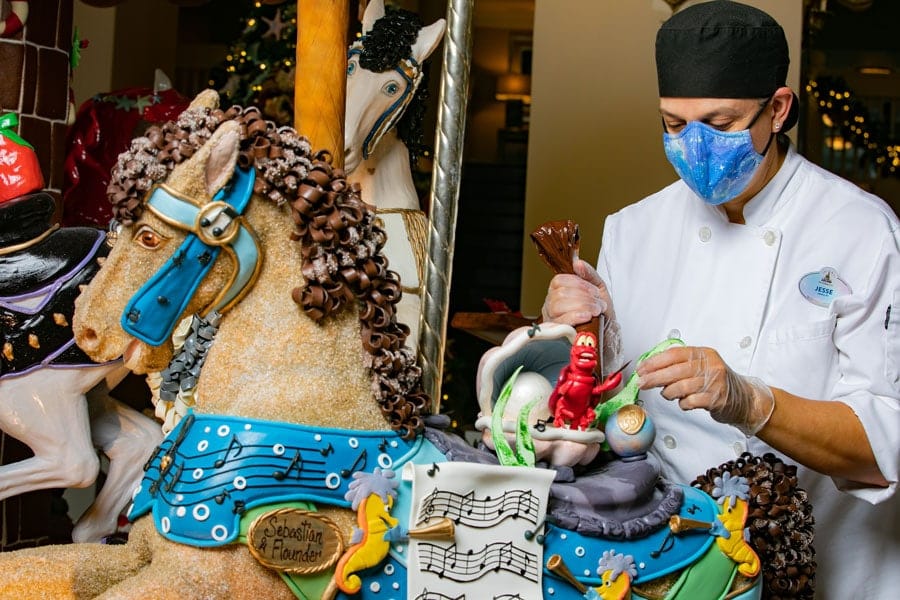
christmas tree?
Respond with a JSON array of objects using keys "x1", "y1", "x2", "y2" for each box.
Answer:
[
  {"x1": 209, "y1": 0, "x2": 297, "y2": 124},
  {"x1": 210, "y1": 0, "x2": 361, "y2": 125}
]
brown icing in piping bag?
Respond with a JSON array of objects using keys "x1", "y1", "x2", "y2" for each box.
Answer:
[{"x1": 530, "y1": 219, "x2": 605, "y2": 377}]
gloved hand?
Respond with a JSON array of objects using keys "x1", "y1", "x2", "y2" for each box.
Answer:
[
  {"x1": 541, "y1": 259, "x2": 624, "y2": 373},
  {"x1": 636, "y1": 346, "x2": 775, "y2": 436}
]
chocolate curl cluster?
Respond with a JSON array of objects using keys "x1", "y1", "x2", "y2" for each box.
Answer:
[
  {"x1": 107, "y1": 105, "x2": 226, "y2": 224},
  {"x1": 693, "y1": 452, "x2": 816, "y2": 599},
  {"x1": 231, "y1": 107, "x2": 314, "y2": 204},
  {"x1": 105, "y1": 99, "x2": 429, "y2": 439},
  {"x1": 290, "y1": 159, "x2": 429, "y2": 440}
]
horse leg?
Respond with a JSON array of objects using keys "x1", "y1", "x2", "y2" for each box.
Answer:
[
  {"x1": 0, "y1": 369, "x2": 102, "y2": 500},
  {"x1": 92, "y1": 520, "x2": 294, "y2": 600},
  {"x1": 0, "y1": 520, "x2": 150, "y2": 599},
  {"x1": 73, "y1": 386, "x2": 163, "y2": 543}
]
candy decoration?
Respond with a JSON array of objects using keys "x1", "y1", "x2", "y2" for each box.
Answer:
[
  {"x1": 0, "y1": 113, "x2": 44, "y2": 203},
  {"x1": 1, "y1": 0, "x2": 28, "y2": 38}
]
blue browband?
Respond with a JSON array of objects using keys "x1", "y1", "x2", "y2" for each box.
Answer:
[
  {"x1": 349, "y1": 41, "x2": 422, "y2": 159},
  {"x1": 121, "y1": 167, "x2": 261, "y2": 346}
]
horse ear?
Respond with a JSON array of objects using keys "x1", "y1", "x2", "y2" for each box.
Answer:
[
  {"x1": 361, "y1": 0, "x2": 385, "y2": 33},
  {"x1": 411, "y1": 19, "x2": 446, "y2": 65},
  {"x1": 204, "y1": 121, "x2": 241, "y2": 198},
  {"x1": 189, "y1": 89, "x2": 221, "y2": 112}
]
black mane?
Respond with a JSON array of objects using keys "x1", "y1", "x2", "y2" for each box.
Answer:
[{"x1": 358, "y1": 7, "x2": 431, "y2": 167}]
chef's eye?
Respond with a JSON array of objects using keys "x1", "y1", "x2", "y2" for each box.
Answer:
[
  {"x1": 347, "y1": 61, "x2": 357, "y2": 76},
  {"x1": 134, "y1": 226, "x2": 164, "y2": 250}
]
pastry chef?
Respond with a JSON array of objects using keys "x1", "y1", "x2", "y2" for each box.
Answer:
[{"x1": 542, "y1": 2, "x2": 899, "y2": 597}]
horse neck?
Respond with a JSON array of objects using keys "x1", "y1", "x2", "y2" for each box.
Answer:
[
  {"x1": 195, "y1": 198, "x2": 391, "y2": 431},
  {"x1": 350, "y1": 131, "x2": 420, "y2": 211}
]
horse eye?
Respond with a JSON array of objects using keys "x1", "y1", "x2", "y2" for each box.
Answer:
[
  {"x1": 347, "y1": 61, "x2": 356, "y2": 76},
  {"x1": 382, "y1": 81, "x2": 400, "y2": 96},
  {"x1": 134, "y1": 226, "x2": 163, "y2": 250}
]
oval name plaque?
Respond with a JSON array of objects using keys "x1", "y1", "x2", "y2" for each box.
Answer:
[{"x1": 247, "y1": 508, "x2": 344, "y2": 574}]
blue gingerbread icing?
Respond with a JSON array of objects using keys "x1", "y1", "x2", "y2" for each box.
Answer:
[{"x1": 128, "y1": 411, "x2": 438, "y2": 547}]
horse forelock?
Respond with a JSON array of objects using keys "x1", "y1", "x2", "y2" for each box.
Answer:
[
  {"x1": 106, "y1": 101, "x2": 430, "y2": 439},
  {"x1": 357, "y1": 7, "x2": 430, "y2": 167}
]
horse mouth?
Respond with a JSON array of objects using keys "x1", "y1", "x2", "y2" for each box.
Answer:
[{"x1": 123, "y1": 339, "x2": 146, "y2": 373}]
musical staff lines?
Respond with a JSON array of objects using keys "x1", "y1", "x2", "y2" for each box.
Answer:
[
  {"x1": 418, "y1": 541, "x2": 539, "y2": 583},
  {"x1": 417, "y1": 488, "x2": 540, "y2": 528},
  {"x1": 135, "y1": 422, "x2": 408, "y2": 520}
]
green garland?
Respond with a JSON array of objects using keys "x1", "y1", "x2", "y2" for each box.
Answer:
[{"x1": 806, "y1": 76, "x2": 900, "y2": 178}]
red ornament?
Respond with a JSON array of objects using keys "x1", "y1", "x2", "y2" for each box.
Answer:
[{"x1": 0, "y1": 113, "x2": 44, "y2": 204}]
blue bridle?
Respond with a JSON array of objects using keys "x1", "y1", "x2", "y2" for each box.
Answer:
[
  {"x1": 348, "y1": 39, "x2": 422, "y2": 159},
  {"x1": 121, "y1": 167, "x2": 261, "y2": 346}
]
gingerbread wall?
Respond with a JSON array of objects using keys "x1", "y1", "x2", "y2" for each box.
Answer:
[
  {"x1": 0, "y1": 0, "x2": 76, "y2": 550},
  {"x1": 0, "y1": 0, "x2": 74, "y2": 194}
]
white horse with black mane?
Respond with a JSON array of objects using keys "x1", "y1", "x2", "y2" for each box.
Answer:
[
  {"x1": 344, "y1": 0, "x2": 446, "y2": 352},
  {"x1": 0, "y1": 190, "x2": 162, "y2": 543}
]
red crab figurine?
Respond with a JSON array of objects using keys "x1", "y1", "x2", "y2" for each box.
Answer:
[{"x1": 548, "y1": 331, "x2": 622, "y2": 430}]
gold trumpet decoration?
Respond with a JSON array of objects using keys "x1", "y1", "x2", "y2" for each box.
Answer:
[
  {"x1": 546, "y1": 554, "x2": 588, "y2": 593},
  {"x1": 408, "y1": 517, "x2": 455, "y2": 540},
  {"x1": 668, "y1": 515, "x2": 714, "y2": 534}
]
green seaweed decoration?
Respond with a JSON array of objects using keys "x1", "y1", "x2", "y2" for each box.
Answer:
[
  {"x1": 491, "y1": 366, "x2": 537, "y2": 467},
  {"x1": 592, "y1": 337, "x2": 685, "y2": 428}
]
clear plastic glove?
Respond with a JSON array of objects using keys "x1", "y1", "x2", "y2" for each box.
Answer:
[
  {"x1": 636, "y1": 346, "x2": 775, "y2": 436},
  {"x1": 541, "y1": 259, "x2": 624, "y2": 373}
]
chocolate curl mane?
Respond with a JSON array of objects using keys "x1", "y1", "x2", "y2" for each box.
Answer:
[
  {"x1": 106, "y1": 102, "x2": 429, "y2": 439},
  {"x1": 693, "y1": 452, "x2": 816, "y2": 599}
]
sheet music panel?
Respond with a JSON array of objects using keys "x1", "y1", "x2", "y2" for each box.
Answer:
[{"x1": 406, "y1": 462, "x2": 555, "y2": 600}]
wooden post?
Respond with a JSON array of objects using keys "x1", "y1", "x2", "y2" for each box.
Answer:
[{"x1": 293, "y1": 0, "x2": 348, "y2": 167}]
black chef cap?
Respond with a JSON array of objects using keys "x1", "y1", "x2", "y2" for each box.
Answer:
[{"x1": 656, "y1": 1, "x2": 798, "y2": 130}]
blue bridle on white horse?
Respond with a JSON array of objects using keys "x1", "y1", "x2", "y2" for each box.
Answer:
[{"x1": 348, "y1": 39, "x2": 423, "y2": 160}]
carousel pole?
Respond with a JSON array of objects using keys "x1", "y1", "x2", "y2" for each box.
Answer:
[
  {"x1": 420, "y1": 0, "x2": 474, "y2": 412},
  {"x1": 293, "y1": 0, "x2": 348, "y2": 167}
]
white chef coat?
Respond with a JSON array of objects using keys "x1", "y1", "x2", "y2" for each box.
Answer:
[{"x1": 597, "y1": 145, "x2": 899, "y2": 599}]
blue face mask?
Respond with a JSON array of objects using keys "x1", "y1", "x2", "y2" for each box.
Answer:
[{"x1": 662, "y1": 104, "x2": 773, "y2": 205}]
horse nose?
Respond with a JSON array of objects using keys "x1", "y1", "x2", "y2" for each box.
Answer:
[{"x1": 78, "y1": 327, "x2": 100, "y2": 352}]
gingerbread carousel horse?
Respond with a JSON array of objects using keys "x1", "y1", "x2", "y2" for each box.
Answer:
[
  {"x1": 0, "y1": 114, "x2": 162, "y2": 543},
  {"x1": 343, "y1": 0, "x2": 446, "y2": 352},
  {"x1": 0, "y1": 88, "x2": 814, "y2": 599}
]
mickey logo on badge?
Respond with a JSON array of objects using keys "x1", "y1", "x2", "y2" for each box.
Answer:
[{"x1": 799, "y1": 267, "x2": 851, "y2": 307}]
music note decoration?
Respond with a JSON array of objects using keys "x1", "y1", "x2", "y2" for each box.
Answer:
[
  {"x1": 413, "y1": 591, "x2": 465, "y2": 600},
  {"x1": 418, "y1": 541, "x2": 538, "y2": 583},
  {"x1": 417, "y1": 488, "x2": 539, "y2": 528}
]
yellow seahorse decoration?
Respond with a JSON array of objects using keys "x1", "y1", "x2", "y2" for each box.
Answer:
[
  {"x1": 594, "y1": 550, "x2": 636, "y2": 600},
  {"x1": 334, "y1": 492, "x2": 397, "y2": 593},
  {"x1": 713, "y1": 473, "x2": 760, "y2": 578},
  {"x1": 333, "y1": 468, "x2": 400, "y2": 594}
]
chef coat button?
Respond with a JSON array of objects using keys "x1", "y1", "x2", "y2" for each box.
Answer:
[
  {"x1": 667, "y1": 328, "x2": 681, "y2": 340},
  {"x1": 763, "y1": 230, "x2": 777, "y2": 246},
  {"x1": 699, "y1": 226, "x2": 712, "y2": 242},
  {"x1": 739, "y1": 335, "x2": 752, "y2": 349},
  {"x1": 733, "y1": 441, "x2": 745, "y2": 456},
  {"x1": 663, "y1": 434, "x2": 677, "y2": 449}
]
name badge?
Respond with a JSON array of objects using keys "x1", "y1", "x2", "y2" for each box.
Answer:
[{"x1": 799, "y1": 267, "x2": 851, "y2": 307}]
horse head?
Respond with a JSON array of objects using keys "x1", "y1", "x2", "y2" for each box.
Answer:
[
  {"x1": 73, "y1": 89, "x2": 429, "y2": 437},
  {"x1": 74, "y1": 95, "x2": 245, "y2": 375},
  {"x1": 343, "y1": 0, "x2": 445, "y2": 176}
]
